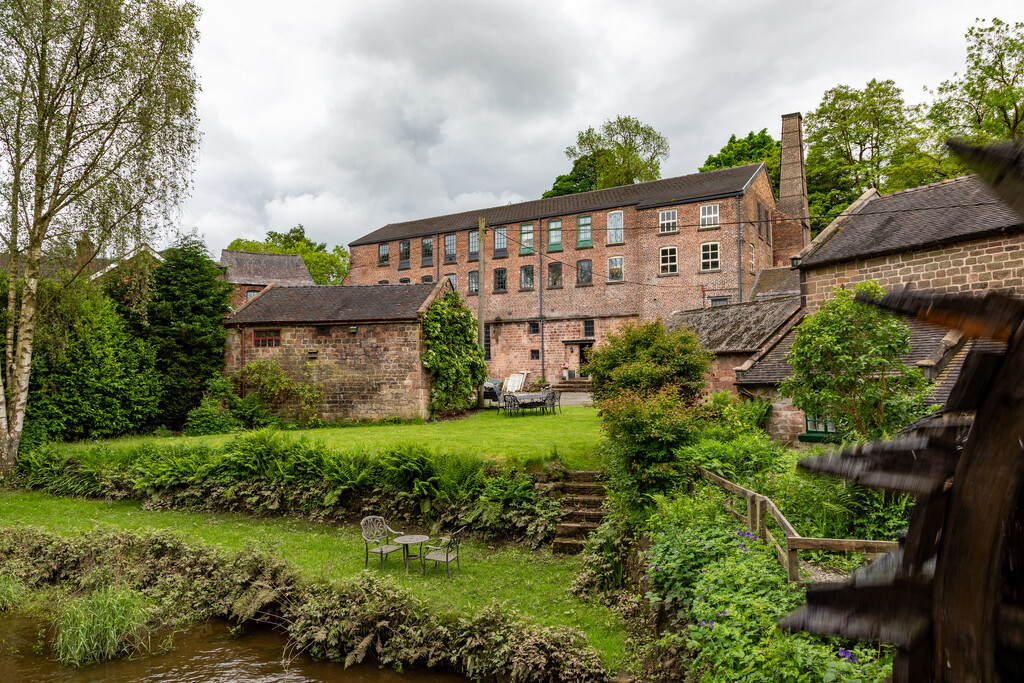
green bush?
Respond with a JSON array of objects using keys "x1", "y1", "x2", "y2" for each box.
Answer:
[
  {"x1": 642, "y1": 488, "x2": 894, "y2": 682},
  {"x1": 583, "y1": 320, "x2": 712, "y2": 402},
  {"x1": 182, "y1": 397, "x2": 238, "y2": 436},
  {"x1": 53, "y1": 585, "x2": 152, "y2": 667},
  {"x1": 0, "y1": 571, "x2": 26, "y2": 611}
]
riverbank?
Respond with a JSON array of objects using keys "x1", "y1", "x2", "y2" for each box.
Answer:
[{"x1": 0, "y1": 490, "x2": 627, "y2": 674}]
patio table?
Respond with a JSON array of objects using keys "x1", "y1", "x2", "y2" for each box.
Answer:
[
  {"x1": 514, "y1": 392, "x2": 550, "y2": 412},
  {"x1": 393, "y1": 534, "x2": 429, "y2": 574}
]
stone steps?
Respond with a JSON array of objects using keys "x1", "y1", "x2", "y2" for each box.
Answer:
[
  {"x1": 550, "y1": 379, "x2": 594, "y2": 393},
  {"x1": 550, "y1": 470, "x2": 608, "y2": 555}
]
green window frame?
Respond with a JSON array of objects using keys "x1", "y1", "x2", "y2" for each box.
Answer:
[
  {"x1": 547, "y1": 219, "x2": 562, "y2": 252},
  {"x1": 520, "y1": 223, "x2": 534, "y2": 255},
  {"x1": 799, "y1": 414, "x2": 840, "y2": 443},
  {"x1": 577, "y1": 215, "x2": 592, "y2": 248}
]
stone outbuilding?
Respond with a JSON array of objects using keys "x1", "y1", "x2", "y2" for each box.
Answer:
[
  {"x1": 667, "y1": 294, "x2": 802, "y2": 395},
  {"x1": 219, "y1": 249, "x2": 316, "y2": 309},
  {"x1": 738, "y1": 174, "x2": 1023, "y2": 443},
  {"x1": 223, "y1": 281, "x2": 451, "y2": 422}
]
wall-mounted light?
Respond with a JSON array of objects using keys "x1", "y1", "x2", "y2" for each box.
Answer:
[{"x1": 349, "y1": 326, "x2": 358, "y2": 333}]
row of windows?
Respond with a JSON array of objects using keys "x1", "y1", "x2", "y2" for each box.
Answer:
[{"x1": 376, "y1": 205, "x2": 724, "y2": 266}]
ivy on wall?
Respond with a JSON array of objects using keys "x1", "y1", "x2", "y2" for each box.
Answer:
[{"x1": 420, "y1": 291, "x2": 487, "y2": 415}]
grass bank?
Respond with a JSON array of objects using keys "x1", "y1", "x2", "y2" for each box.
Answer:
[
  {"x1": 52, "y1": 407, "x2": 604, "y2": 470},
  {"x1": 0, "y1": 490, "x2": 627, "y2": 671}
]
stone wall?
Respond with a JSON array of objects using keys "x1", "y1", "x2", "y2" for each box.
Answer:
[
  {"x1": 708, "y1": 353, "x2": 749, "y2": 395},
  {"x1": 801, "y1": 233, "x2": 1024, "y2": 310},
  {"x1": 746, "y1": 386, "x2": 804, "y2": 446},
  {"x1": 224, "y1": 320, "x2": 430, "y2": 421}
]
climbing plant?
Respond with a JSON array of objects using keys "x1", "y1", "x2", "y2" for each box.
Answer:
[{"x1": 420, "y1": 292, "x2": 487, "y2": 415}]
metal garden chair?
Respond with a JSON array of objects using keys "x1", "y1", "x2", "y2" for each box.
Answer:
[
  {"x1": 424, "y1": 525, "x2": 467, "y2": 579},
  {"x1": 360, "y1": 516, "x2": 403, "y2": 570}
]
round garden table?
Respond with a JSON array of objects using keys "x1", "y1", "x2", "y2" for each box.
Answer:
[{"x1": 393, "y1": 534, "x2": 429, "y2": 575}]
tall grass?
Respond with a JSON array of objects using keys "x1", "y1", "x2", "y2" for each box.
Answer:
[
  {"x1": 52, "y1": 585, "x2": 152, "y2": 667},
  {"x1": 0, "y1": 571, "x2": 26, "y2": 610}
]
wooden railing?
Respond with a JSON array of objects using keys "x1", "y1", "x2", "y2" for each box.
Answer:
[{"x1": 695, "y1": 467, "x2": 899, "y2": 583}]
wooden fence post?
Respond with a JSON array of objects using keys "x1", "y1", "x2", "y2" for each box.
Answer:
[
  {"x1": 786, "y1": 542, "x2": 801, "y2": 583},
  {"x1": 756, "y1": 497, "x2": 767, "y2": 542},
  {"x1": 747, "y1": 494, "x2": 757, "y2": 533}
]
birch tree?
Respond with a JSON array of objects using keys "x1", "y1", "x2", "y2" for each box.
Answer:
[{"x1": 0, "y1": 0, "x2": 200, "y2": 471}]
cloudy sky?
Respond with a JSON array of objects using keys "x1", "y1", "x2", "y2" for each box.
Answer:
[{"x1": 180, "y1": 0, "x2": 1021, "y2": 256}]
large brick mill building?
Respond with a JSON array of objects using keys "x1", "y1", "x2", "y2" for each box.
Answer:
[{"x1": 346, "y1": 115, "x2": 812, "y2": 381}]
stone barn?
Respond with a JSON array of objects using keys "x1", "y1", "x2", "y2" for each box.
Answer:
[{"x1": 223, "y1": 281, "x2": 451, "y2": 421}]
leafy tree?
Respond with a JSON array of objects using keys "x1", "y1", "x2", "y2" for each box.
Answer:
[
  {"x1": 699, "y1": 129, "x2": 781, "y2": 194},
  {"x1": 542, "y1": 151, "x2": 613, "y2": 198},
  {"x1": 228, "y1": 225, "x2": 350, "y2": 284},
  {"x1": 804, "y1": 79, "x2": 954, "y2": 232},
  {"x1": 24, "y1": 283, "x2": 160, "y2": 446},
  {"x1": 146, "y1": 237, "x2": 233, "y2": 428},
  {"x1": 555, "y1": 115, "x2": 670, "y2": 193},
  {"x1": 0, "y1": 0, "x2": 200, "y2": 471},
  {"x1": 583, "y1": 320, "x2": 712, "y2": 403},
  {"x1": 930, "y1": 18, "x2": 1024, "y2": 143},
  {"x1": 420, "y1": 291, "x2": 487, "y2": 415},
  {"x1": 779, "y1": 281, "x2": 933, "y2": 440}
]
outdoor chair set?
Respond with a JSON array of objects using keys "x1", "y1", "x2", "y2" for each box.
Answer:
[
  {"x1": 498, "y1": 388, "x2": 561, "y2": 416},
  {"x1": 359, "y1": 515, "x2": 465, "y2": 578}
]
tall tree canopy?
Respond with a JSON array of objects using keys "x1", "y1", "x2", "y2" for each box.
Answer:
[
  {"x1": 699, "y1": 129, "x2": 781, "y2": 194},
  {"x1": 228, "y1": 225, "x2": 350, "y2": 284},
  {"x1": 146, "y1": 237, "x2": 233, "y2": 428},
  {"x1": 0, "y1": 0, "x2": 201, "y2": 471},
  {"x1": 542, "y1": 150, "x2": 612, "y2": 198},
  {"x1": 930, "y1": 18, "x2": 1024, "y2": 143},
  {"x1": 547, "y1": 116, "x2": 669, "y2": 196}
]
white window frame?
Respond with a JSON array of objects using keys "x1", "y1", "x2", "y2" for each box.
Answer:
[
  {"x1": 660, "y1": 246, "x2": 677, "y2": 275},
  {"x1": 749, "y1": 242, "x2": 756, "y2": 274},
  {"x1": 607, "y1": 211, "x2": 624, "y2": 244},
  {"x1": 700, "y1": 204, "x2": 720, "y2": 228},
  {"x1": 607, "y1": 256, "x2": 624, "y2": 282},
  {"x1": 577, "y1": 215, "x2": 592, "y2": 247},
  {"x1": 520, "y1": 223, "x2": 534, "y2": 254},
  {"x1": 659, "y1": 209, "x2": 677, "y2": 233},
  {"x1": 709, "y1": 296, "x2": 730, "y2": 307},
  {"x1": 701, "y1": 242, "x2": 720, "y2": 271}
]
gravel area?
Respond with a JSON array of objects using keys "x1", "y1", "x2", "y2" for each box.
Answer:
[{"x1": 558, "y1": 392, "x2": 593, "y2": 407}]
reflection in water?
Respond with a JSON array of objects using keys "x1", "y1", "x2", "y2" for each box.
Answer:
[{"x1": 0, "y1": 616, "x2": 467, "y2": 683}]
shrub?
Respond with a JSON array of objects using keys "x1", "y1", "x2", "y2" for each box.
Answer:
[
  {"x1": 232, "y1": 359, "x2": 324, "y2": 427},
  {"x1": 0, "y1": 571, "x2": 26, "y2": 611},
  {"x1": 182, "y1": 396, "x2": 238, "y2": 436},
  {"x1": 53, "y1": 585, "x2": 153, "y2": 667},
  {"x1": 583, "y1": 320, "x2": 712, "y2": 402}
]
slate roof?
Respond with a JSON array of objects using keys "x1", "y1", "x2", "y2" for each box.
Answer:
[
  {"x1": 225, "y1": 283, "x2": 438, "y2": 325},
  {"x1": 797, "y1": 176, "x2": 1023, "y2": 269},
  {"x1": 736, "y1": 317, "x2": 952, "y2": 386},
  {"x1": 926, "y1": 338, "x2": 1007, "y2": 406},
  {"x1": 749, "y1": 267, "x2": 800, "y2": 299},
  {"x1": 219, "y1": 250, "x2": 315, "y2": 286},
  {"x1": 667, "y1": 295, "x2": 801, "y2": 353},
  {"x1": 350, "y1": 164, "x2": 765, "y2": 246}
]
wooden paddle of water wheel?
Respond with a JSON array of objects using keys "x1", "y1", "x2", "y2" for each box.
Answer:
[{"x1": 779, "y1": 141, "x2": 1024, "y2": 682}]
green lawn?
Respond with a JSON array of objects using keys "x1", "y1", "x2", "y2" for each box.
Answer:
[
  {"x1": 0, "y1": 489, "x2": 626, "y2": 671},
  {"x1": 55, "y1": 407, "x2": 605, "y2": 470}
]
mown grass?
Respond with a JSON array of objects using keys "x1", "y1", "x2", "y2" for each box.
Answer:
[
  {"x1": 53, "y1": 407, "x2": 604, "y2": 471},
  {"x1": 0, "y1": 490, "x2": 627, "y2": 671}
]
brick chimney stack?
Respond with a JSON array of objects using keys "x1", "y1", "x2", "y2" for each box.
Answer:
[{"x1": 773, "y1": 113, "x2": 811, "y2": 265}]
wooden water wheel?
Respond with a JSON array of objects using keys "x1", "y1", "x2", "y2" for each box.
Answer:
[{"x1": 779, "y1": 141, "x2": 1024, "y2": 682}]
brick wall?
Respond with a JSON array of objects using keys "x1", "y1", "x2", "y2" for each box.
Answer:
[
  {"x1": 746, "y1": 386, "x2": 805, "y2": 445},
  {"x1": 347, "y1": 172, "x2": 777, "y2": 380},
  {"x1": 228, "y1": 283, "x2": 266, "y2": 310},
  {"x1": 708, "y1": 353, "x2": 749, "y2": 395},
  {"x1": 801, "y1": 233, "x2": 1024, "y2": 311},
  {"x1": 224, "y1": 321, "x2": 430, "y2": 421}
]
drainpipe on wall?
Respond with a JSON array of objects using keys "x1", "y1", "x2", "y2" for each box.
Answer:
[
  {"x1": 538, "y1": 221, "x2": 545, "y2": 382},
  {"x1": 736, "y1": 196, "x2": 743, "y2": 303},
  {"x1": 236, "y1": 324, "x2": 246, "y2": 397}
]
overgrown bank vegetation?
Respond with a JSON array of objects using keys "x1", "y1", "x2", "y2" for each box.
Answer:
[
  {"x1": 16, "y1": 428, "x2": 566, "y2": 548},
  {"x1": 569, "y1": 320, "x2": 908, "y2": 680},
  {"x1": 0, "y1": 526, "x2": 608, "y2": 680}
]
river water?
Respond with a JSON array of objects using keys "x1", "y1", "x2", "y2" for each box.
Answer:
[{"x1": 0, "y1": 616, "x2": 468, "y2": 683}]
